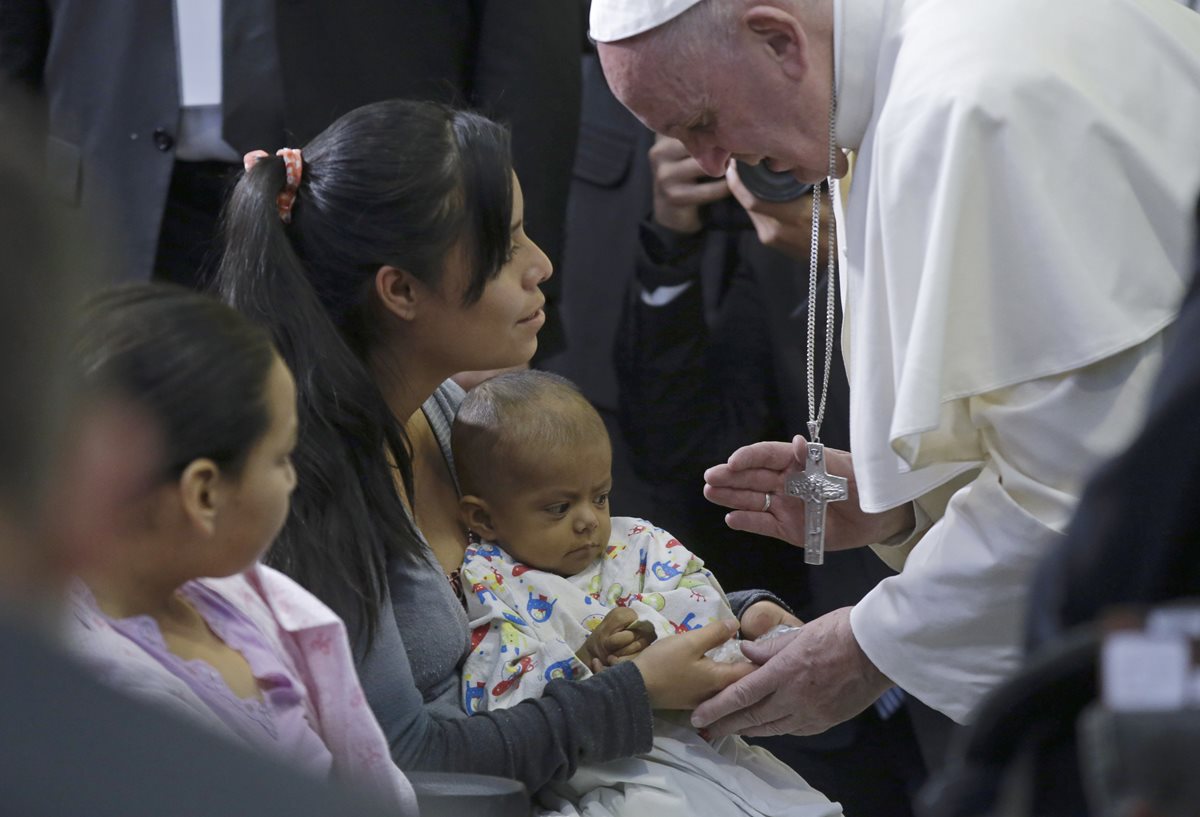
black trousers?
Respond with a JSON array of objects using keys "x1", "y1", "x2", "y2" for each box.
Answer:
[{"x1": 152, "y1": 159, "x2": 240, "y2": 291}]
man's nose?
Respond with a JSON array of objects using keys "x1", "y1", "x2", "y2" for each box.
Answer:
[{"x1": 682, "y1": 137, "x2": 731, "y2": 178}]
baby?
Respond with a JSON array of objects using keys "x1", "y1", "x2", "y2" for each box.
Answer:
[{"x1": 452, "y1": 370, "x2": 840, "y2": 817}]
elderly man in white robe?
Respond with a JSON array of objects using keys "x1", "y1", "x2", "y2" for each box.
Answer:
[{"x1": 590, "y1": 0, "x2": 1200, "y2": 736}]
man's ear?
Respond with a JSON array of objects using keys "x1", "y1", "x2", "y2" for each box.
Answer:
[
  {"x1": 375, "y1": 264, "x2": 423, "y2": 322},
  {"x1": 179, "y1": 459, "x2": 221, "y2": 537},
  {"x1": 459, "y1": 495, "x2": 499, "y2": 541},
  {"x1": 743, "y1": 5, "x2": 808, "y2": 80}
]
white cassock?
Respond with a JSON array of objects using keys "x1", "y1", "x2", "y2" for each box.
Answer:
[{"x1": 834, "y1": 0, "x2": 1200, "y2": 722}]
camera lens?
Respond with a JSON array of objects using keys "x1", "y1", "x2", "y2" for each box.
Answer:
[{"x1": 734, "y1": 160, "x2": 814, "y2": 203}]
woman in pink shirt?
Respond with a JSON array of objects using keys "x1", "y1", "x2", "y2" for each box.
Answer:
[{"x1": 65, "y1": 284, "x2": 416, "y2": 815}]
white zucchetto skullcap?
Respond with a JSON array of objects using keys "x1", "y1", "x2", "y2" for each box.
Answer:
[{"x1": 589, "y1": 0, "x2": 706, "y2": 43}]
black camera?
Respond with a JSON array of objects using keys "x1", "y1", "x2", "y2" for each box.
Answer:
[{"x1": 734, "y1": 160, "x2": 814, "y2": 203}]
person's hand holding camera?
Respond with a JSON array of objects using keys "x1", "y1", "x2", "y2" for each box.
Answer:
[
  {"x1": 649, "y1": 135, "x2": 730, "y2": 234},
  {"x1": 726, "y1": 163, "x2": 830, "y2": 263}
]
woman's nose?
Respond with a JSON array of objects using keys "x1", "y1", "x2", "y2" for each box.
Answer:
[{"x1": 526, "y1": 241, "x2": 553, "y2": 286}]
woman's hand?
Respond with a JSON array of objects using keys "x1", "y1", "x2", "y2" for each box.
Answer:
[
  {"x1": 631, "y1": 621, "x2": 755, "y2": 710},
  {"x1": 577, "y1": 607, "x2": 657, "y2": 671},
  {"x1": 703, "y1": 435, "x2": 915, "y2": 551}
]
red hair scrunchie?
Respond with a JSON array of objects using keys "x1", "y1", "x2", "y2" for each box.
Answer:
[{"x1": 243, "y1": 148, "x2": 304, "y2": 223}]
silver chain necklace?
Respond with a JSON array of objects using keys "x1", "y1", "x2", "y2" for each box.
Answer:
[
  {"x1": 805, "y1": 89, "x2": 840, "y2": 443},
  {"x1": 785, "y1": 81, "x2": 850, "y2": 565}
]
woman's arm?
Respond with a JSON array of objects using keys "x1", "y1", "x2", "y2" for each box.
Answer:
[
  {"x1": 356, "y1": 590, "x2": 654, "y2": 793},
  {"x1": 358, "y1": 580, "x2": 753, "y2": 792}
]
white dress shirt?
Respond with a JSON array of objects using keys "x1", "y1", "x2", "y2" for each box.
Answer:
[{"x1": 173, "y1": 0, "x2": 238, "y2": 161}]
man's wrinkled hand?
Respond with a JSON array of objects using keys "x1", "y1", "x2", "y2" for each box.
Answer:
[
  {"x1": 690, "y1": 607, "x2": 892, "y2": 737},
  {"x1": 703, "y1": 435, "x2": 914, "y2": 552}
]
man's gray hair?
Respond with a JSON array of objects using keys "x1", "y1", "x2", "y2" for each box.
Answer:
[{"x1": 654, "y1": 0, "x2": 742, "y2": 62}]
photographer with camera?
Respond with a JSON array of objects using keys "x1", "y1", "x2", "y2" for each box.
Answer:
[{"x1": 613, "y1": 133, "x2": 945, "y2": 816}]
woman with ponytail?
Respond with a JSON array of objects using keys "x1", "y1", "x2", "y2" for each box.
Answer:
[{"x1": 214, "y1": 100, "x2": 762, "y2": 793}]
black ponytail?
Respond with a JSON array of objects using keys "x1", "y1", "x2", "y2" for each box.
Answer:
[{"x1": 214, "y1": 100, "x2": 513, "y2": 648}]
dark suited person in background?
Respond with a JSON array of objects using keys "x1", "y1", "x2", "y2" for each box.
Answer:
[{"x1": 0, "y1": 0, "x2": 580, "y2": 358}]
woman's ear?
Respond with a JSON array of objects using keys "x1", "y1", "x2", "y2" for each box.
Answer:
[
  {"x1": 375, "y1": 264, "x2": 422, "y2": 322},
  {"x1": 178, "y1": 459, "x2": 221, "y2": 536},
  {"x1": 459, "y1": 496, "x2": 498, "y2": 541},
  {"x1": 742, "y1": 5, "x2": 808, "y2": 80}
]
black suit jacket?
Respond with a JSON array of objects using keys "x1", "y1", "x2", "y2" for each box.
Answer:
[
  {"x1": 552, "y1": 50, "x2": 655, "y2": 407},
  {"x1": 0, "y1": 0, "x2": 580, "y2": 354}
]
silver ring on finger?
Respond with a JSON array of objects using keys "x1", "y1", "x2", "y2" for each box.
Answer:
[{"x1": 762, "y1": 492, "x2": 773, "y2": 512}]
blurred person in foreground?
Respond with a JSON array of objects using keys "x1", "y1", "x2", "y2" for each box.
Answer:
[{"x1": 0, "y1": 94, "x2": 395, "y2": 817}]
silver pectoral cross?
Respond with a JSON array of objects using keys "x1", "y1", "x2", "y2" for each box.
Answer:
[{"x1": 784, "y1": 424, "x2": 849, "y2": 565}]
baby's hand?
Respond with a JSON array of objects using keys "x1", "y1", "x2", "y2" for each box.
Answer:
[
  {"x1": 607, "y1": 620, "x2": 658, "y2": 666},
  {"x1": 577, "y1": 608, "x2": 659, "y2": 672}
]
